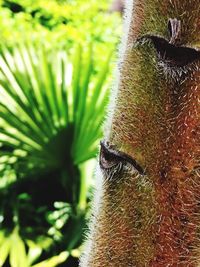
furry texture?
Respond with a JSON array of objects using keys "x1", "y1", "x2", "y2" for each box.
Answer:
[{"x1": 79, "y1": 0, "x2": 200, "y2": 266}]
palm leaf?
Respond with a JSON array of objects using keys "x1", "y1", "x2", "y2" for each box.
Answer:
[
  {"x1": 0, "y1": 42, "x2": 112, "y2": 266},
  {"x1": 0, "y1": 229, "x2": 68, "y2": 267},
  {"x1": 0, "y1": 43, "x2": 111, "y2": 176}
]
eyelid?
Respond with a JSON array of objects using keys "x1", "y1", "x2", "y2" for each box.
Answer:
[
  {"x1": 136, "y1": 34, "x2": 200, "y2": 67},
  {"x1": 135, "y1": 18, "x2": 200, "y2": 67},
  {"x1": 99, "y1": 140, "x2": 145, "y2": 175}
]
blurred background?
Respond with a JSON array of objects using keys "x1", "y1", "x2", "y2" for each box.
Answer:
[{"x1": 0, "y1": 0, "x2": 122, "y2": 266}]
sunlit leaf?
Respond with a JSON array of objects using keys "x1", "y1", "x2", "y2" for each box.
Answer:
[
  {"x1": 9, "y1": 229, "x2": 28, "y2": 267},
  {"x1": 0, "y1": 43, "x2": 111, "y2": 176},
  {"x1": 0, "y1": 41, "x2": 112, "y2": 267},
  {"x1": 0, "y1": 235, "x2": 10, "y2": 267},
  {"x1": 26, "y1": 240, "x2": 42, "y2": 265},
  {"x1": 31, "y1": 251, "x2": 69, "y2": 267}
]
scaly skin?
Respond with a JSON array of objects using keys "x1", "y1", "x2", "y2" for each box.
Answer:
[{"x1": 80, "y1": 0, "x2": 200, "y2": 266}]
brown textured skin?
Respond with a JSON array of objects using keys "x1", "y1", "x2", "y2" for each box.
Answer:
[{"x1": 80, "y1": 0, "x2": 200, "y2": 266}]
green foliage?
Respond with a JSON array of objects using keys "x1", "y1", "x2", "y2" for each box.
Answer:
[
  {"x1": 0, "y1": 0, "x2": 121, "y2": 266},
  {"x1": 0, "y1": 43, "x2": 111, "y2": 175},
  {"x1": 0, "y1": 229, "x2": 69, "y2": 267},
  {"x1": 0, "y1": 42, "x2": 112, "y2": 266},
  {"x1": 0, "y1": 0, "x2": 121, "y2": 52}
]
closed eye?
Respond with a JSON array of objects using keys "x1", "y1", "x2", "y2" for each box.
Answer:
[
  {"x1": 137, "y1": 35, "x2": 200, "y2": 67},
  {"x1": 99, "y1": 140, "x2": 145, "y2": 177},
  {"x1": 136, "y1": 18, "x2": 200, "y2": 67}
]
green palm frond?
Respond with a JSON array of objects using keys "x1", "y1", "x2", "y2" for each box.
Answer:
[
  {"x1": 0, "y1": 42, "x2": 112, "y2": 266},
  {"x1": 0, "y1": 42, "x2": 111, "y2": 178},
  {"x1": 0, "y1": 228, "x2": 69, "y2": 267}
]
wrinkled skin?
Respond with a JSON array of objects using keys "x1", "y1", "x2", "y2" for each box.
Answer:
[{"x1": 80, "y1": 0, "x2": 200, "y2": 266}]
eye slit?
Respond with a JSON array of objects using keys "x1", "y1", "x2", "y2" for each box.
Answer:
[
  {"x1": 137, "y1": 35, "x2": 200, "y2": 67},
  {"x1": 99, "y1": 140, "x2": 145, "y2": 175},
  {"x1": 136, "y1": 18, "x2": 200, "y2": 67}
]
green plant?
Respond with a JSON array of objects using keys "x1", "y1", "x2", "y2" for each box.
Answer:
[
  {"x1": 0, "y1": 0, "x2": 121, "y2": 57},
  {"x1": 0, "y1": 228, "x2": 69, "y2": 267},
  {"x1": 0, "y1": 42, "x2": 112, "y2": 266}
]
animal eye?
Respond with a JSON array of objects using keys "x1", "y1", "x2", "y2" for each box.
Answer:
[
  {"x1": 140, "y1": 35, "x2": 200, "y2": 67},
  {"x1": 136, "y1": 18, "x2": 200, "y2": 67},
  {"x1": 99, "y1": 140, "x2": 145, "y2": 178}
]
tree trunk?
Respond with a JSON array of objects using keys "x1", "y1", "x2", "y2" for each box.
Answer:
[{"x1": 80, "y1": 0, "x2": 200, "y2": 266}]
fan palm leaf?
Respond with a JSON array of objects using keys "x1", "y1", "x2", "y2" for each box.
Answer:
[
  {"x1": 0, "y1": 42, "x2": 112, "y2": 266},
  {"x1": 0, "y1": 42, "x2": 111, "y2": 177}
]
